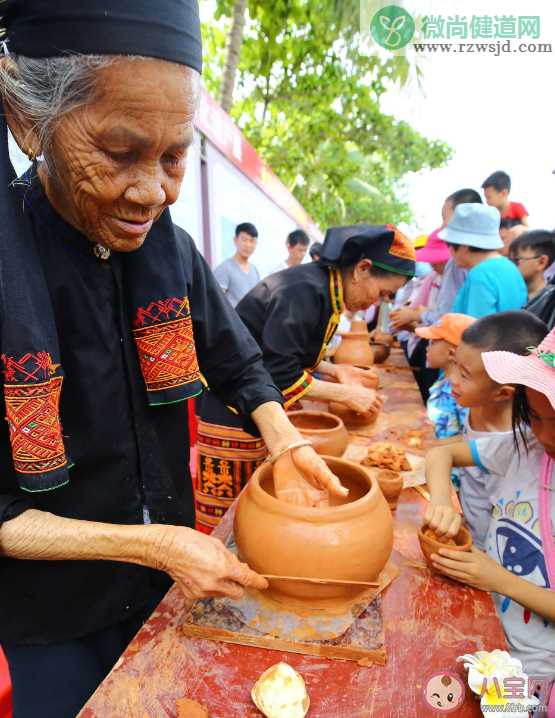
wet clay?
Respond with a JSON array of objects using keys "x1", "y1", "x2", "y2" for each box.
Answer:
[
  {"x1": 287, "y1": 410, "x2": 348, "y2": 456},
  {"x1": 328, "y1": 401, "x2": 379, "y2": 429},
  {"x1": 333, "y1": 332, "x2": 374, "y2": 367},
  {"x1": 418, "y1": 526, "x2": 472, "y2": 569},
  {"x1": 176, "y1": 697, "x2": 209, "y2": 718},
  {"x1": 234, "y1": 456, "x2": 394, "y2": 609},
  {"x1": 376, "y1": 469, "x2": 404, "y2": 510}
]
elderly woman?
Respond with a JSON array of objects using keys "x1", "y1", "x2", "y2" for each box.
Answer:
[
  {"x1": 197, "y1": 225, "x2": 415, "y2": 531},
  {"x1": 0, "y1": 2, "x2": 346, "y2": 716}
]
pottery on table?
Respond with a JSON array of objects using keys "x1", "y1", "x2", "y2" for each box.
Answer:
[
  {"x1": 328, "y1": 401, "x2": 379, "y2": 429},
  {"x1": 287, "y1": 410, "x2": 348, "y2": 457},
  {"x1": 350, "y1": 320, "x2": 369, "y2": 334},
  {"x1": 370, "y1": 342, "x2": 391, "y2": 364},
  {"x1": 376, "y1": 469, "x2": 403, "y2": 510},
  {"x1": 333, "y1": 333, "x2": 374, "y2": 368},
  {"x1": 234, "y1": 456, "x2": 394, "y2": 607},
  {"x1": 418, "y1": 526, "x2": 472, "y2": 570}
]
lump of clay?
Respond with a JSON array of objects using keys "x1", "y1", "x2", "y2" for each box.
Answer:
[
  {"x1": 176, "y1": 697, "x2": 209, "y2": 718},
  {"x1": 251, "y1": 662, "x2": 310, "y2": 718},
  {"x1": 422, "y1": 527, "x2": 456, "y2": 546},
  {"x1": 362, "y1": 442, "x2": 412, "y2": 472}
]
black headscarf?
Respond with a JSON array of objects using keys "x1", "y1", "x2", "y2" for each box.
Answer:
[
  {"x1": 0, "y1": 1, "x2": 203, "y2": 491},
  {"x1": 320, "y1": 224, "x2": 416, "y2": 276}
]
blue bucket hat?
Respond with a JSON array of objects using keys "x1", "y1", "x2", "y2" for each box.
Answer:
[{"x1": 438, "y1": 203, "x2": 502, "y2": 250}]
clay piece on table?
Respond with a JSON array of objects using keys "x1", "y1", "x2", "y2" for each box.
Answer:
[
  {"x1": 418, "y1": 526, "x2": 473, "y2": 570},
  {"x1": 176, "y1": 697, "x2": 209, "y2": 718},
  {"x1": 370, "y1": 343, "x2": 390, "y2": 364},
  {"x1": 362, "y1": 442, "x2": 412, "y2": 472},
  {"x1": 251, "y1": 662, "x2": 310, "y2": 718},
  {"x1": 234, "y1": 455, "x2": 394, "y2": 610},
  {"x1": 286, "y1": 410, "x2": 349, "y2": 457},
  {"x1": 376, "y1": 469, "x2": 403, "y2": 510}
]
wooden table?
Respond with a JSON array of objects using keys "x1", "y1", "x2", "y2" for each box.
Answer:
[{"x1": 79, "y1": 352, "x2": 507, "y2": 718}]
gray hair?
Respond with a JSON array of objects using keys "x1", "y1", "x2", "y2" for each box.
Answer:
[{"x1": 0, "y1": 54, "x2": 115, "y2": 164}]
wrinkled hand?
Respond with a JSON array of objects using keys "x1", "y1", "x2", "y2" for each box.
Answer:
[
  {"x1": 423, "y1": 503, "x2": 462, "y2": 538},
  {"x1": 273, "y1": 445, "x2": 349, "y2": 508},
  {"x1": 431, "y1": 546, "x2": 508, "y2": 593},
  {"x1": 341, "y1": 385, "x2": 384, "y2": 415},
  {"x1": 149, "y1": 525, "x2": 268, "y2": 601},
  {"x1": 335, "y1": 364, "x2": 379, "y2": 389},
  {"x1": 389, "y1": 307, "x2": 421, "y2": 331}
]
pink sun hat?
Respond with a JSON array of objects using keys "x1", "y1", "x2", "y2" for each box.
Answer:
[
  {"x1": 482, "y1": 328, "x2": 555, "y2": 410},
  {"x1": 415, "y1": 228, "x2": 450, "y2": 264}
]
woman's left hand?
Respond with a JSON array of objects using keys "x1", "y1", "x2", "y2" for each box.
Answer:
[
  {"x1": 431, "y1": 546, "x2": 508, "y2": 593},
  {"x1": 335, "y1": 364, "x2": 379, "y2": 388},
  {"x1": 389, "y1": 306, "x2": 421, "y2": 331},
  {"x1": 273, "y1": 445, "x2": 349, "y2": 507}
]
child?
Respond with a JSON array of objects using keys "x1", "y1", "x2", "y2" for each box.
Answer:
[
  {"x1": 423, "y1": 321, "x2": 555, "y2": 702},
  {"x1": 441, "y1": 203, "x2": 528, "y2": 318},
  {"x1": 509, "y1": 230, "x2": 555, "y2": 303},
  {"x1": 415, "y1": 313, "x2": 475, "y2": 441},
  {"x1": 482, "y1": 170, "x2": 529, "y2": 225},
  {"x1": 439, "y1": 311, "x2": 547, "y2": 549}
]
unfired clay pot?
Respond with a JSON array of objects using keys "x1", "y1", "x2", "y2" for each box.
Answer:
[
  {"x1": 370, "y1": 343, "x2": 391, "y2": 364},
  {"x1": 234, "y1": 456, "x2": 393, "y2": 606},
  {"x1": 350, "y1": 320, "x2": 369, "y2": 334},
  {"x1": 328, "y1": 401, "x2": 379, "y2": 429},
  {"x1": 418, "y1": 526, "x2": 472, "y2": 570},
  {"x1": 376, "y1": 469, "x2": 403, "y2": 510},
  {"x1": 333, "y1": 333, "x2": 374, "y2": 368},
  {"x1": 287, "y1": 410, "x2": 348, "y2": 457}
]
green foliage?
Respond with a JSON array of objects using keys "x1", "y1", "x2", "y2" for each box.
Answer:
[{"x1": 201, "y1": 0, "x2": 451, "y2": 228}]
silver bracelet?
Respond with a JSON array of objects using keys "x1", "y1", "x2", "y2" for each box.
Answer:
[{"x1": 266, "y1": 439, "x2": 313, "y2": 465}]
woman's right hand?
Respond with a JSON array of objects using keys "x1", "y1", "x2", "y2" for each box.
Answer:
[
  {"x1": 338, "y1": 385, "x2": 383, "y2": 415},
  {"x1": 148, "y1": 525, "x2": 268, "y2": 601},
  {"x1": 423, "y1": 503, "x2": 462, "y2": 538}
]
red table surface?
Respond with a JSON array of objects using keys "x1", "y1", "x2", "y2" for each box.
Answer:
[{"x1": 79, "y1": 355, "x2": 507, "y2": 718}]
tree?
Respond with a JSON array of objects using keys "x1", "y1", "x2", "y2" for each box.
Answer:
[
  {"x1": 202, "y1": 0, "x2": 451, "y2": 227},
  {"x1": 219, "y1": 0, "x2": 248, "y2": 112}
]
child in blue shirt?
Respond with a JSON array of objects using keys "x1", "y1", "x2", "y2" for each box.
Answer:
[{"x1": 440, "y1": 203, "x2": 527, "y2": 318}]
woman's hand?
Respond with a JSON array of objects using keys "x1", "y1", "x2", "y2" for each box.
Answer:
[
  {"x1": 431, "y1": 546, "x2": 508, "y2": 593},
  {"x1": 148, "y1": 525, "x2": 268, "y2": 601},
  {"x1": 335, "y1": 364, "x2": 379, "y2": 389},
  {"x1": 389, "y1": 306, "x2": 422, "y2": 331},
  {"x1": 339, "y1": 385, "x2": 384, "y2": 414},
  {"x1": 273, "y1": 446, "x2": 349, "y2": 507},
  {"x1": 423, "y1": 502, "x2": 462, "y2": 538}
]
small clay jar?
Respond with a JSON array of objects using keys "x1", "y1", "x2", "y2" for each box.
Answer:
[
  {"x1": 350, "y1": 320, "x2": 369, "y2": 334},
  {"x1": 234, "y1": 456, "x2": 394, "y2": 607},
  {"x1": 418, "y1": 526, "x2": 472, "y2": 570},
  {"x1": 328, "y1": 401, "x2": 379, "y2": 429},
  {"x1": 287, "y1": 410, "x2": 348, "y2": 457},
  {"x1": 376, "y1": 469, "x2": 403, "y2": 510},
  {"x1": 333, "y1": 334, "x2": 374, "y2": 368},
  {"x1": 370, "y1": 343, "x2": 391, "y2": 364}
]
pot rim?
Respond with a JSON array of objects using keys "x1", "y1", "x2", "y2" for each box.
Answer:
[
  {"x1": 337, "y1": 331, "x2": 371, "y2": 339},
  {"x1": 287, "y1": 410, "x2": 345, "y2": 434},
  {"x1": 418, "y1": 525, "x2": 472, "y2": 551},
  {"x1": 247, "y1": 455, "x2": 380, "y2": 522}
]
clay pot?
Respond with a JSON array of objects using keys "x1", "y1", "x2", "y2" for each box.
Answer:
[
  {"x1": 350, "y1": 320, "x2": 369, "y2": 334},
  {"x1": 370, "y1": 343, "x2": 391, "y2": 364},
  {"x1": 376, "y1": 469, "x2": 403, "y2": 510},
  {"x1": 328, "y1": 401, "x2": 379, "y2": 429},
  {"x1": 234, "y1": 456, "x2": 394, "y2": 606},
  {"x1": 287, "y1": 410, "x2": 348, "y2": 457},
  {"x1": 418, "y1": 526, "x2": 473, "y2": 570},
  {"x1": 334, "y1": 333, "x2": 374, "y2": 368}
]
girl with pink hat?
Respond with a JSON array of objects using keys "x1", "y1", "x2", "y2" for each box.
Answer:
[{"x1": 423, "y1": 324, "x2": 555, "y2": 714}]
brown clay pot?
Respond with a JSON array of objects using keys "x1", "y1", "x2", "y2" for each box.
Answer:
[
  {"x1": 287, "y1": 410, "x2": 348, "y2": 457},
  {"x1": 418, "y1": 526, "x2": 473, "y2": 570},
  {"x1": 333, "y1": 333, "x2": 374, "y2": 368},
  {"x1": 350, "y1": 320, "x2": 369, "y2": 334},
  {"x1": 234, "y1": 456, "x2": 394, "y2": 606},
  {"x1": 328, "y1": 401, "x2": 379, "y2": 429},
  {"x1": 370, "y1": 343, "x2": 391, "y2": 364},
  {"x1": 376, "y1": 469, "x2": 403, "y2": 510}
]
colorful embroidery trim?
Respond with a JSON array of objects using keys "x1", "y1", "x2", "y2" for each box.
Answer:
[
  {"x1": 386, "y1": 223, "x2": 416, "y2": 262},
  {"x1": 4, "y1": 375, "x2": 67, "y2": 475},
  {"x1": 133, "y1": 296, "x2": 201, "y2": 393},
  {"x1": 282, "y1": 371, "x2": 314, "y2": 409},
  {"x1": 312, "y1": 267, "x2": 345, "y2": 369}
]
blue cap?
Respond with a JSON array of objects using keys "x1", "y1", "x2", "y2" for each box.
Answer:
[{"x1": 438, "y1": 204, "x2": 502, "y2": 250}]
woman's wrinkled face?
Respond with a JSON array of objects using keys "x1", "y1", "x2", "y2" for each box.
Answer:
[
  {"x1": 40, "y1": 58, "x2": 199, "y2": 252},
  {"x1": 343, "y1": 260, "x2": 407, "y2": 312}
]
